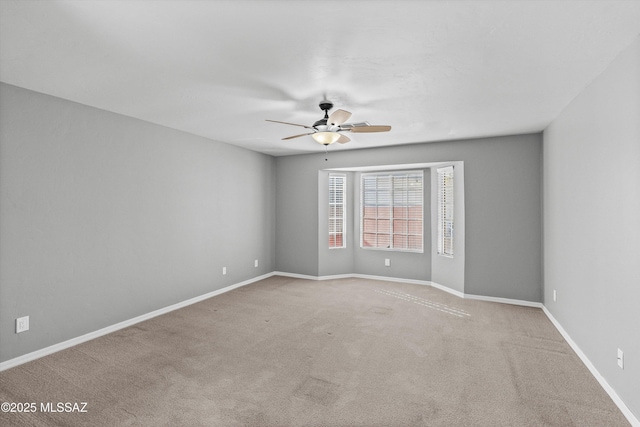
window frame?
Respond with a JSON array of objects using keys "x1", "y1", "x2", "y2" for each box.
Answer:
[
  {"x1": 328, "y1": 173, "x2": 347, "y2": 249},
  {"x1": 360, "y1": 170, "x2": 424, "y2": 253}
]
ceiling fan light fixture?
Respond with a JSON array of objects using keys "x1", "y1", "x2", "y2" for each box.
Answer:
[
  {"x1": 312, "y1": 131, "x2": 340, "y2": 145},
  {"x1": 266, "y1": 99, "x2": 391, "y2": 146}
]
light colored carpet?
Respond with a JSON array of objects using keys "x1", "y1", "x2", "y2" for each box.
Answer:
[{"x1": 0, "y1": 275, "x2": 630, "y2": 426}]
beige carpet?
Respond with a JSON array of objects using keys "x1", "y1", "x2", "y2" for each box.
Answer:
[{"x1": 0, "y1": 275, "x2": 630, "y2": 426}]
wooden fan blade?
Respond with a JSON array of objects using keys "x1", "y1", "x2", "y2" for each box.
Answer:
[
  {"x1": 349, "y1": 125, "x2": 392, "y2": 133},
  {"x1": 337, "y1": 134, "x2": 350, "y2": 144},
  {"x1": 282, "y1": 132, "x2": 315, "y2": 140},
  {"x1": 327, "y1": 109, "x2": 352, "y2": 126},
  {"x1": 266, "y1": 119, "x2": 314, "y2": 130}
]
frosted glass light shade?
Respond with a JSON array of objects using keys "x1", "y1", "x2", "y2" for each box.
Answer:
[{"x1": 312, "y1": 132, "x2": 340, "y2": 145}]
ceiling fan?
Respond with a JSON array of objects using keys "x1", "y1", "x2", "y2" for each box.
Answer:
[{"x1": 266, "y1": 100, "x2": 391, "y2": 146}]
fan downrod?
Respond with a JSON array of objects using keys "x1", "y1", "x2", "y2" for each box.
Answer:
[{"x1": 314, "y1": 101, "x2": 333, "y2": 127}]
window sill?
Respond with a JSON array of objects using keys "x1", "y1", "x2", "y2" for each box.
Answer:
[{"x1": 360, "y1": 246, "x2": 424, "y2": 254}]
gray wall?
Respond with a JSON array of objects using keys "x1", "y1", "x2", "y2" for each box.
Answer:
[
  {"x1": 543, "y1": 36, "x2": 640, "y2": 418},
  {"x1": 276, "y1": 133, "x2": 542, "y2": 302},
  {"x1": 0, "y1": 83, "x2": 276, "y2": 363}
]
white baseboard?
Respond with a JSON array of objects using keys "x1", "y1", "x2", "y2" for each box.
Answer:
[
  {"x1": 428, "y1": 281, "x2": 466, "y2": 299},
  {"x1": 542, "y1": 306, "x2": 639, "y2": 427},
  {"x1": 0, "y1": 272, "x2": 275, "y2": 372},
  {"x1": 272, "y1": 271, "x2": 324, "y2": 281},
  {"x1": 274, "y1": 271, "x2": 433, "y2": 286},
  {"x1": 275, "y1": 272, "x2": 538, "y2": 306},
  {"x1": 464, "y1": 293, "x2": 543, "y2": 308},
  {"x1": 351, "y1": 273, "x2": 432, "y2": 287}
]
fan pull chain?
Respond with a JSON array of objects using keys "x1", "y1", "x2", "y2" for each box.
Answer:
[{"x1": 325, "y1": 145, "x2": 329, "y2": 161}]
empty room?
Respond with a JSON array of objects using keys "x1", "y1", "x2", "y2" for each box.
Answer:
[{"x1": 1, "y1": 1, "x2": 639, "y2": 426}]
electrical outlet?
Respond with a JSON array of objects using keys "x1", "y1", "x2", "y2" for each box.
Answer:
[
  {"x1": 385, "y1": 258, "x2": 390, "y2": 267},
  {"x1": 553, "y1": 290, "x2": 557, "y2": 302},
  {"x1": 16, "y1": 316, "x2": 29, "y2": 333},
  {"x1": 617, "y1": 348, "x2": 624, "y2": 369},
  {"x1": 254, "y1": 259, "x2": 259, "y2": 268},
  {"x1": 222, "y1": 267, "x2": 227, "y2": 275}
]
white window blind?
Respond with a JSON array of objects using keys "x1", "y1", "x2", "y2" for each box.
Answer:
[
  {"x1": 329, "y1": 174, "x2": 346, "y2": 249},
  {"x1": 361, "y1": 171, "x2": 423, "y2": 252},
  {"x1": 437, "y1": 166, "x2": 454, "y2": 257}
]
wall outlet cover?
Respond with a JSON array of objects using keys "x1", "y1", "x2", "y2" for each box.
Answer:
[
  {"x1": 617, "y1": 348, "x2": 624, "y2": 369},
  {"x1": 16, "y1": 316, "x2": 29, "y2": 333}
]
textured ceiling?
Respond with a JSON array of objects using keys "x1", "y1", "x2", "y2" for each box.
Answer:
[{"x1": 2, "y1": 0, "x2": 640, "y2": 156}]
